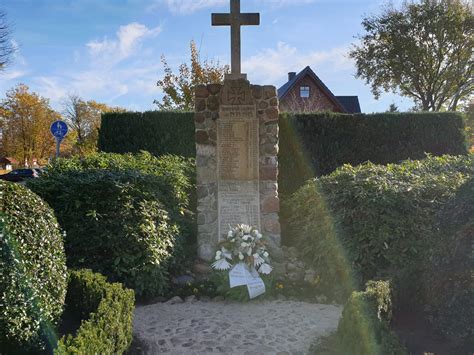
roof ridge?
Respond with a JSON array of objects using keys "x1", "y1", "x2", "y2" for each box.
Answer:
[{"x1": 278, "y1": 66, "x2": 348, "y2": 113}]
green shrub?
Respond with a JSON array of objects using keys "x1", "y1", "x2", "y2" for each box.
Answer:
[
  {"x1": 40, "y1": 151, "x2": 194, "y2": 216},
  {"x1": 286, "y1": 155, "x2": 474, "y2": 296},
  {"x1": 423, "y1": 178, "x2": 474, "y2": 347},
  {"x1": 98, "y1": 111, "x2": 195, "y2": 158},
  {"x1": 0, "y1": 181, "x2": 67, "y2": 352},
  {"x1": 55, "y1": 269, "x2": 134, "y2": 355},
  {"x1": 28, "y1": 153, "x2": 194, "y2": 298},
  {"x1": 279, "y1": 111, "x2": 467, "y2": 195},
  {"x1": 335, "y1": 281, "x2": 405, "y2": 355}
]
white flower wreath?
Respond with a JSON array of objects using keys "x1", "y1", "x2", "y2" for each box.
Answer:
[{"x1": 211, "y1": 224, "x2": 272, "y2": 275}]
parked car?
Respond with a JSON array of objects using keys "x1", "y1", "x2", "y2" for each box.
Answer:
[
  {"x1": 0, "y1": 169, "x2": 40, "y2": 182},
  {"x1": 33, "y1": 168, "x2": 45, "y2": 176}
]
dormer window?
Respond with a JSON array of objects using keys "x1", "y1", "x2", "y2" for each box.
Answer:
[{"x1": 300, "y1": 86, "x2": 310, "y2": 98}]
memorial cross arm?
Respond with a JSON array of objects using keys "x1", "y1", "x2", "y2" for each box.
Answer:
[
  {"x1": 211, "y1": 13, "x2": 260, "y2": 26},
  {"x1": 211, "y1": 0, "x2": 260, "y2": 77}
]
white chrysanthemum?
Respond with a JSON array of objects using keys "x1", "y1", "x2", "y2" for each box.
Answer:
[
  {"x1": 242, "y1": 225, "x2": 252, "y2": 234},
  {"x1": 211, "y1": 258, "x2": 232, "y2": 271},
  {"x1": 241, "y1": 242, "x2": 247, "y2": 248},
  {"x1": 253, "y1": 253, "x2": 265, "y2": 267},
  {"x1": 227, "y1": 230, "x2": 233, "y2": 238},
  {"x1": 215, "y1": 251, "x2": 222, "y2": 260},
  {"x1": 256, "y1": 233, "x2": 263, "y2": 240},
  {"x1": 259, "y1": 263, "x2": 273, "y2": 275},
  {"x1": 238, "y1": 252, "x2": 244, "y2": 260},
  {"x1": 221, "y1": 247, "x2": 232, "y2": 260}
]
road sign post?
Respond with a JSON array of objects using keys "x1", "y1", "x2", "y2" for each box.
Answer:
[{"x1": 50, "y1": 121, "x2": 68, "y2": 158}]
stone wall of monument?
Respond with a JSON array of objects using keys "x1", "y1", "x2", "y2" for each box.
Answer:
[{"x1": 195, "y1": 81, "x2": 280, "y2": 261}]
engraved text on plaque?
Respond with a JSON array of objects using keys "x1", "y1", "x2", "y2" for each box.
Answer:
[{"x1": 217, "y1": 103, "x2": 260, "y2": 239}]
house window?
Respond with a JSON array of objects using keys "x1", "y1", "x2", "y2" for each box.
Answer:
[{"x1": 300, "y1": 86, "x2": 310, "y2": 98}]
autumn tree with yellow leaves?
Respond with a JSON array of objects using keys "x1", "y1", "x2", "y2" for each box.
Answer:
[
  {"x1": 154, "y1": 40, "x2": 229, "y2": 110},
  {"x1": 62, "y1": 94, "x2": 125, "y2": 155},
  {"x1": 0, "y1": 84, "x2": 60, "y2": 165}
]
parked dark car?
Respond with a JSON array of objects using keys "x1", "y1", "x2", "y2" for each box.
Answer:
[
  {"x1": 0, "y1": 169, "x2": 40, "y2": 182},
  {"x1": 33, "y1": 168, "x2": 44, "y2": 176}
]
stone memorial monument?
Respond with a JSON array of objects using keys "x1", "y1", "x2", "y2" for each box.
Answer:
[{"x1": 195, "y1": 0, "x2": 280, "y2": 261}]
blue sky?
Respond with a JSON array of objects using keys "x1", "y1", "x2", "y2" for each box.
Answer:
[{"x1": 0, "y1": 0, "x2": 413, "y2": 113}]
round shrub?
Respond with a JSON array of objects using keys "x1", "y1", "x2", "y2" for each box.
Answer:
[
  {"x1": 285, "y1": 155, "x2": 473, "y2": 298},
  {"x1": 0, "y1": 181, "x2": 67, "y2": 352},
  {"x1": 29, "y1": 170, "x2": 180, "y2": 299},
  {"x1": 423, "y1": 178, "x2": 474, "y2": 347},
  {"x1": 55, "y1": 269, "x2": 135, "y2": 355},
  {"x1": 335, "y1": 281, "x2": 405, "y2": 355}
]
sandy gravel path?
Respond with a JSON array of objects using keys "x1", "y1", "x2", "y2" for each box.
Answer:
[{"x1": 133, "y1": 300, "x2": 342, "y2": 354}]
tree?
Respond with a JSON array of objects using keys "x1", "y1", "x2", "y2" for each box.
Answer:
[
  {"x1": 0, "y1": 84, "x2": 60, "y2": 164},
  {"x1": 350, "y1": 0, "x2": 473, "y2": 111},
  {"x1": 62, "y1": 94, "x2": 125, "y2": 155},
  {"x1": 154, "y1": 40, "x2": 229, "y2": 110},
  {"x1": 387, "y1": 103, "x2": 399, "y2": 112},
  {"x1": 0, "y1": 10, "x2": 15, "y2": 71}
]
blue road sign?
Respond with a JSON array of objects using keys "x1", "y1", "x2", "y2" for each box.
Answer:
[{"x1": 50, "y1": 120, "x2": 68, "y2": 140}]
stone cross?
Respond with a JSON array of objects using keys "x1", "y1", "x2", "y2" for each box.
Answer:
[{"x1": 212, "y1": 0, "x2": 260, "y2": 77}]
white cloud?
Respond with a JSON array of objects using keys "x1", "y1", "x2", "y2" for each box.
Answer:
[
  {"x1": 243, "y1": 41, "x2": 353, "y2": 84},
  {"x1": 150, "y1": 0, "x2": 316, "y2": 15},
  {"x1": 24, "y1": 22, "x2": 165, "y2": 110},
  {"x1": 86, "y1": 23, "x2": 162, "y2": 65},
  {"x1": 0, "y1": 70, "x2": 27, "y2": 81},
  {"x1": 0, "y1": 39, "x2": 29, "y2": 88},
  {"x1": 32, "y1": 62, "x2": 162, "y2": 110},
  {"x1": 34, "y1": 76, "x2": 69, "y2": 103},
  {"x1": 263, "y1": 0, "x2": 315, "y2": 7},
  {"x1": 10, "y1": 39, "x2": 27, "y2": 67},
  {"x1": 149, "y1": 0, "x2": 227, "y2": 15}
]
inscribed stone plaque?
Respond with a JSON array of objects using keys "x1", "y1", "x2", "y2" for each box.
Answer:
[
  {"x1": 217, "y1": 103, "x2": 260, "y2": 239},
  {"x1": 218, "y1": 181, "x2": 260, "y2": 239},
  {"x1": 218, "y1": 105, "x2": 258, "y2": 180}
]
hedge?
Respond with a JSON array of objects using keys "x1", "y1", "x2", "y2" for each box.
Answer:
[
  {"x1": 98, "y1": 111, "x2": 467, "y2": 196},
  {"x1": 422, "y1": 178, "x2": 473, "y2": 347},
  {"x1": 334, "y1": 281, "x2": 405, "y2": 355},
  {"x1": 285, "y1": 155, "x2": 474, "y2": 298},
  {"x1": 40, "y1": 151, "x2": 194, "y2": 215},
  {"x1": 98, "y1": 111, "x2": 195, "y2": 158},
  {"x1": 0, "y1": 181, "x2": 68, "y2": 353},
  {"x1": 279, "y1": 112, "x2": 467, "y2": 195},
  {"x1": 55, "y1": 269, "x2": 134, "y2": 354},
  {"x1": 28, "y1": 153, "x2": 194, "y2": 298}
]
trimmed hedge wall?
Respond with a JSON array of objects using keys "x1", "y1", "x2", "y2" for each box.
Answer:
[
  {"x1": 98, "y1": 111, "x2": 467, "y2": 196},
  {"x1": 98, "y1": 111, "x2": 195, "y2": 158},
  {"x1": 0, "y1": 181, "x2": 67, "y2": 353},
  {"x1": 55, "y1": 269, "x2": 134, "y2": 354},
  {"x1": 279, "y1": 112, "x2": 467, "y2": 195},
  {"x1": 285, "y1": 155, "x2": 474, "y2": 298}
]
